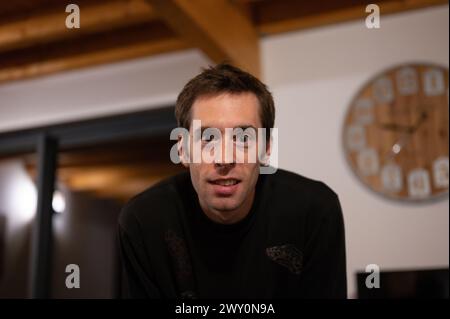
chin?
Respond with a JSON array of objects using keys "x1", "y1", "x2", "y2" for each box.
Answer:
[{"x1": 210, "y1": 198, "x2": 240, "y2": 212}]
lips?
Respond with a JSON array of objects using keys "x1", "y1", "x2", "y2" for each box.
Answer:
[
  {"x1": 209, "y1": 178, "x2": 241, "y2": 196},
  {"x1": 211, "y1": 179, "x2": 239, "y2": 186}
]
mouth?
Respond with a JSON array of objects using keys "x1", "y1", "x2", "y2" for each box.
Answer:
[
  {"x1": 208, "y1": 178, "x2": 241, "y2": 196},
  {"x1": 210, "y1": 179, "x2": 240, "y2": 186}
]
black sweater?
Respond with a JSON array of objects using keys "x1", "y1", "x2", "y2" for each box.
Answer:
[{"x1": 118, "y1": 169, "x2": 347, "y2": 298}]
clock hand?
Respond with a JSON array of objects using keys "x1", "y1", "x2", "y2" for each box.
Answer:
[
  {"x1": 378, "y1": 111, "x2": 428, "y2": 133},
  {"x1": 384, "y1": 111, "x2": 428, "y2": 161},
  {"x1": 379, "y1": 123, "x2": 415, "y2": 132},
  {"x1": 409, "y1": 111, "x2": 428, "y2": 133}
]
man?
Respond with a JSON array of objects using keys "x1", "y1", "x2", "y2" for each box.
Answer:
[{"x1": 118, "y1": 63, "x2": 347, "y2": 298}]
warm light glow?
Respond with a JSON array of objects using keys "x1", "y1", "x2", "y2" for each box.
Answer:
[
  {"x1": 4, "y1": 162, "x2": 38, "y2": 224},
  {"x1": 52, "y1": 190, "x2": 66, "y2": 214},
  {"x1": 13, "y1": 180, "x2": 37, "y2": 222}
]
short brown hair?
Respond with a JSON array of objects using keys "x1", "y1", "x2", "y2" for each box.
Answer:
[{"x1": 175, "y1": 63, "x2": 275, "y2": 139}]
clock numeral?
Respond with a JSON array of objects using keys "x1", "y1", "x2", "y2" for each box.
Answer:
[
  {"x1": 357, "y1": 148, "x2": 379, "y2": 176},
  {"x1": 373, "y1": 77, "x2": 394, "y2": 103},
  {"x1": 423, "y1": 68, "x2": 445, "y2": 96},
  {"x1": 354, "y1": 98, "x2": 374, "y2": 124},
  {"x1": 396, "y1": 67, "x2": 418, "y2": 95},
  {"x1": 347, "y1": 125, "x2": 366, "y2": 151},
  {"x1": 408, "y1": 169, "x2": 431, "y2": 198},
  {"x1": 346, "y1": 125, "x2": 366, "y2": 151},
  {"x1": 433, "y1": 156, "x2": 449, "y2": 188},
  {"x1": 381, "y1": 163, "x2": 403, "y2": 193}
]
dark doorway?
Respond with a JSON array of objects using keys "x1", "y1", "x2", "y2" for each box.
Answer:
[{"x1": 0, "y1": 106, "x2": 183, "y2": 298}]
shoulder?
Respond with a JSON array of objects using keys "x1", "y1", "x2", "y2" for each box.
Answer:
[
  {"x1": 118, "y1": 171, "x2": 190, "y2": 233},
  {"x1": 264, "y1": 168, "x2": 341, "y2": 220},
  {"x1": 267, "y1": 168, "x2": 338, "y2": 201}
]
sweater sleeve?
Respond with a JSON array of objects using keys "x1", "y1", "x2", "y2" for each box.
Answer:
[{"x1": 298, "y1": 192, "x2": 347, "y2": 298}]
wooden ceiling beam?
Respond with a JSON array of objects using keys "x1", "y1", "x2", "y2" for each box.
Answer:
[
  {"x1": 0, "y1": 0, "x2": 447, "y2": 83},
  {"x1": 147, "y1": 0, "x2": 260, "y2": 77},
  {"x1": 0, "y1": 38, "x2": 187, "y2": 83},
  {"x1": 256, "y1": 0, "x2": 449, "y2": 35},
  {"x1": 0, "y1": 22, "x2": 189, "y2": 83},
  {"x1": 93, "y1": 177, "x2": 164, "y2": 202},
  {"x1": 57, "y1": 163, "x2": 183, "y2": 202},
  {"x1": 0, "y1": 0, "x2": 156, "y2": 53},
  {"x1": 25, "y1": 161, "x2": 184, "y2": 202}
]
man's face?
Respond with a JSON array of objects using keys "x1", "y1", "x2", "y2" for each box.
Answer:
[{"x1": 183, "y1": 92, "x2": 265, "y2": 222}]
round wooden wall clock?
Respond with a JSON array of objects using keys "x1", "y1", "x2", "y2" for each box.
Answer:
[{"x1": 343, "y1": 63, "x2": 449, "y2": 201}]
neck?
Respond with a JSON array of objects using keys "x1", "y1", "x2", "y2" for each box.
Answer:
[{"x1": 199, "y1": 189, "x2": 255, "y2": 225}]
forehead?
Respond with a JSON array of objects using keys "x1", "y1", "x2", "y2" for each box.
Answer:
[{"x1": 191, "y1": 92, "x2": 261, "y2": 128}]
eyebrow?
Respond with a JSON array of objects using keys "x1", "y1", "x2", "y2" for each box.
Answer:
[{"x1": 196, "y1": 125, "x2": 258, "y2": 134}]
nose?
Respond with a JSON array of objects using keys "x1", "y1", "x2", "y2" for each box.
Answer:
[
  {"x1": 214, "y1": 162, "x2": 235, "y2": 174},
  {"x1": 213, "y1": 136, "x2": 235, "y2": 169}
]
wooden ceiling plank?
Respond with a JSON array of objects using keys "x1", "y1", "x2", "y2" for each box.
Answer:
[
  {"x1": 257, "y1": 0, "x2": 449, "y2": 35},
  {"x1": 0, "y1": 36, "x2": 188, "y2": 83},
  {"x1": 0, "y1": 0, "x2": 156, "y2": 53}
]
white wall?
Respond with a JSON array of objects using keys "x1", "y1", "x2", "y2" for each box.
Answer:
[
  {"x1": 0, "y1": 5, "x2": 448, "y2": 298},
  {"x1": 262, "y1": 5, "x2": 449, "y2": 297},
  {"x1": 0, "y1": 49, "x2": 209, "y2": 133}
]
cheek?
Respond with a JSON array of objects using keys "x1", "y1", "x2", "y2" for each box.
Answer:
[
  {"x1": 189, "y1": 165, "x2": 201, "y2": 187},
  {"x1": 190, "y1": 164, "x2": 208, "y2": 189},
  {"x1": 241, "y1": 163, "x2": 260, "y2": 182}
]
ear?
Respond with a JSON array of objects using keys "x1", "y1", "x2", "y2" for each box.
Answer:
[
  {"x1": 178, "y1": 134, "x2": 190, "y2": 168},
  {"x1": 265, "y1": 137, "x2": 272, "y2": 157}
]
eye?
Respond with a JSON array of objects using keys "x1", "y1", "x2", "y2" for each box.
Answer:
[
  {"x1": 234, "y1": 133, "x2": 254, "y2": 146},
  {"x1": 202, "y1": 135, "x2": 218, "y2": 144},
  {"x1": 238, "y1": 135, "x2": 248, "y2": 142}
]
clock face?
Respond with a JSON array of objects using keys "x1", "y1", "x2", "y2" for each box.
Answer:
[{"x1": 343, "y1": 64, "x2": 449, "y2": 201}]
